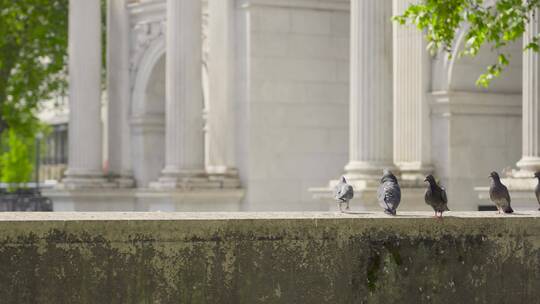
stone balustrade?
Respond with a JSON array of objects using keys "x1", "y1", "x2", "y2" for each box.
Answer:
[{"x1": 0, "y1": 212, "x2": 538, "y2": 302}]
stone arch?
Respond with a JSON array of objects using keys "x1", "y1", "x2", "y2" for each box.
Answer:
[{"x1": 130, "y1": 37, "x2": 166, "y2": 187}]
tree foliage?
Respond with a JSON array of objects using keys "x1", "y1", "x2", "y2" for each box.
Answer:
[
  {"x1": 0, "y1": 0, "x2": 68, "y2": 133},
  {"x1": 0, "y1": 0, "x2": 108, "y2": 185},
  {"x1": 394, "y1": 0, "x2": 540, "y2": 87},
  {"x1": 0, "y1": 130, "x2": 34, "y2": 186},
  {"x1": 0, "y1": 0, "x2": 68, "y2": 184}
]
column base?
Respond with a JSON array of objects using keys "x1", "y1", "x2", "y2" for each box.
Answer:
[
  {"x1": 149, "y1": 176, "x2": 220, "y2": 190},
  {"x1": 516, "y1": 156, "x2": 540, "y2": 174},
  {"x1": 112, "y1": 175, "x2": 136, "y2": 188},
  {"x1": 208, "y1": 173, "x2": 242, "y2": 188},
  {"x1": 344, "y1": 161, "x2": 399, "y2": 181},
  {"x1": 396, "y1": 162, "x2": 434, "y2": 185},
  {"x1": 206, "y1": 166, "x2": 238, "y2": 175},
  {"x1": 149, "y1": 167, "x2": 241, "y2": 190},
  {"x1": 150, "y1": 174, "x2": 241, "y2": 190},
  {"x1": 206, "y1": 166, "x2": 241, "y2": 188},
  {"x1": 59, "y1": 172, "x2": 116, "y2": 190}
]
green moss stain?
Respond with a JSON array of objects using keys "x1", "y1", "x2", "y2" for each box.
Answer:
[
  {"x1": 366, "y1": 249, "x2": 381, "y2": 291},
  {"x1": 0, "y1": 218, "x2": 537, "y2": 303}
]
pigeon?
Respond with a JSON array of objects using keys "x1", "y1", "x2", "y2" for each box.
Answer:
[
  {"x1": 334, "y1": 176, "x2": 354, "y2": 212},
  {"x1": 489, "y1": 171, "x2": 513, "y2": 214},
  {"x1": 377, "y1": 169, "x2": 401, "y2": 215},
  {"x1": 534, "y1": 171, "x2": 540, "y2": 211},
  {"x1": 424, "y1": 175, "x2": 449, "y2": 218}
]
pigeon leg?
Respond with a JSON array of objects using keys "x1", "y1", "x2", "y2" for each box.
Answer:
[
  {"x1": 338, "y1": 202, "x2": 343, "y2": 212},
  {"x1": 346, "y1": 201, "x2": 350, "y2": 211}
]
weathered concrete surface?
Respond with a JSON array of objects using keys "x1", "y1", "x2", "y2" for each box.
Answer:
[{"x1": 0, "y1": 211, "x2": 539, "y2": 303}]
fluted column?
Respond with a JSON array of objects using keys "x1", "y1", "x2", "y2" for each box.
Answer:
[
  {"x1": 392, "y1": 0, "x2": 433, "y2": 181},
  {"x1": 155, "y1": 0, "x2": 205, "y2": 187},
  {"x1": 63, "y1": 0, "x2": 107, "y2": 188},
  {"x1": 207, "y1": 0, "x2": 239, "y2": 180},
  {"x1": 107, "y1": 0, "x2": 134, "y2": 187},
  {"x1": 345, "y1": 0, "x2": 396, "y2": 181},
  {"x1": 517, "y1": 10, "x2": 540, "y2": 173}
]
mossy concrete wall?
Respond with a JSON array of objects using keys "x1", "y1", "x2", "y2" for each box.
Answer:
[{"x1": 0, "y1": 212, "x2": 539, "y2": 303}]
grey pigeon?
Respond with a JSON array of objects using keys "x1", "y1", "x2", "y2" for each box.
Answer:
[
  {"x1": 377, "y1": 170, "x2": 401, "y2": 215},
  {"x1": 424, "y1": 175, "x2": 449, "y2": 218},
  {"x1": 489, "y1": 171, "x2": 513, "y2": 214},
  {"x1": 334, "y1": 176, "x2": 353, "y2": 212},
  {"x1": 534, "y1": 171, "x2": 540, "y2": 211}
]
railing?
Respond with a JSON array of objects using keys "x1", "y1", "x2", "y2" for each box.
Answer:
[{"x1": 0, "y1": 188, "x2": 53, "y2": 211}]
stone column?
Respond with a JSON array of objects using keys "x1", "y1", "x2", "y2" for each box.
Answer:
[
  {"x1": 63, "y1": 0, "x2": 107, "y2": 188},
  {"x1": 154, "y1": 0, "x2": 206, "y2": 188},
  {"x1": 345, "y1": 0, "x2": 396, "y2": 181},
  {"x1": 392, "y1": 0, "x2": 433, "y2": 181},
  {"x1": 107, "y1": 0, "x2": 134, "y2": 187},
  {"x1": 207, "y1": 0, "x2": 240, "y2": 186},
  {"x1": 517, "y1": 10, "x2": 540, "y2": 174}
]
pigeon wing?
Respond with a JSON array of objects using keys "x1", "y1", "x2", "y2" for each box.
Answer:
[
  {"x1": 490, "y1": 183, "x2": 511, "y2": 209},
  {"x1": 343, "y1": 184, "x2": 354, "y2": 200},
  {"x1": 488, "y1": 185, "x2": 495, "y2": 202},
  {"x1": 441, "y1": 187, "x2": 448, "y2": 204},
  {"x1": 377, "y1": 183, "x2": 387, "y2": 210},
  {"x1": 386, "y1": 184, "x2": 401, "y2": 210},
  {"x1": 503, "y1": 185, "x2": 511, "y2": 204},
  {"x1": 424, "y1": 187, "x2": 432, "y2": 204},
  {"x1": 441, "y1": 187, "x2": 449, "y2": 211},
  {"x1": 536, "y1": 184, "x2": 540, "y2": 203},
  {"x1": 333, "y1": 182, "x2": 344, "y2": 199},
  {"x1": 379, "y1": 182, "x2": 400, "y2": 211}
]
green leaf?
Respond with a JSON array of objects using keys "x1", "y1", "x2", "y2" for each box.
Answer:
[{"x1": 393, "y1": 0, "x2": 540, "y2": 88}]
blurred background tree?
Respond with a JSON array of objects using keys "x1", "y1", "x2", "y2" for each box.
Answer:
[
  {"x1": 395, "y1": 0, "x2": 540, "y2": 87},
  {"x1": 0, "y1": 0, "x2": 106, "y2": 186},
  {"x1": 0, "y1": 130, "x2": 34, "y2": 187},
  {"x1": 0, "y1": 0, "x2": 68, "y2": 185}
]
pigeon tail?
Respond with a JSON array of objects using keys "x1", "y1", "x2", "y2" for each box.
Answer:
[
  {"x1": 384, "y1": 209, "x2": 396, "y2": 216},
  {"x1": 503, "y1": 206, "x2": 514, "y2": 214}
]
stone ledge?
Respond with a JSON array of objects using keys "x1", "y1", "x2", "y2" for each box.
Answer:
[
  {"x1": 0, "y1": 211, "x2": 539, "y2": 221},
  {"x1": 0, "y1": 211, "x2": 539, "y2": 302}
]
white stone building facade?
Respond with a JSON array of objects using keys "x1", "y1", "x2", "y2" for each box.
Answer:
[{"x1": 45, "y1": 0, "x2": 540, "y2": 212}]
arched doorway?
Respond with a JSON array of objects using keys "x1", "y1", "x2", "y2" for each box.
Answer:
[{"x1": 131, "y1": 47, "x2": 166, "y2": 187}]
